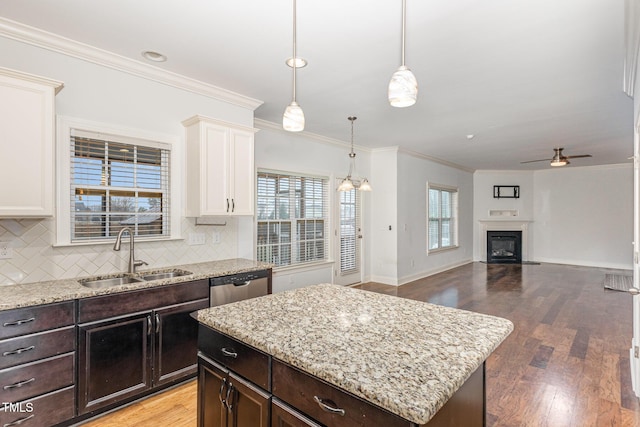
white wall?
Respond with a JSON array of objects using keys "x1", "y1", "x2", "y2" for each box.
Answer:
[
  {"x1": 370, "y1": 148, "x2": 399, "y2": 284},
  {"x1": 473, "y1": 165, "x2": 633, "y2": 269},
  {"x1": 396, "y1": 151, "x2": 474, "y2": 285},
  {"x1": 0, "y1": 36, "x2": 253, "y2": 285},
  {"x1": 533, "y1": 164, "x2": 633, "y2": 269}
]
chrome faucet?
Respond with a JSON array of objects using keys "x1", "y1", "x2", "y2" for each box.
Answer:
[{"x1": 113, "y1": 227, "x2": 148, "y2": 274}]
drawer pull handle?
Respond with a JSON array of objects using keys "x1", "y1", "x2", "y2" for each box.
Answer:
[
  {"x1": 3, "y1": 346, "x2": 35, "y2": 357},
  {"x1": 3, "y1": 318, "x2": 35, "y2": 327},
  {"x1": 221, "y1": 348, "x2": 237, "y2": 358},
  {"x1": 313, "y1": 396, "x2": 346, "y2": 416},
  {"x1": 4, "y1": 377, "x2": 35, "y2": 390},
  {"x1": 3, "y1": 414, "x2": 35, "y2": 426}
]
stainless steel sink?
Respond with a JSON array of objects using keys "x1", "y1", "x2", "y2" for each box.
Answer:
[
  {"x1": 79, "y1": 275, "x2": 144, "y2": 289},
  {"x1": 139, "y1": 269, "x2": 192, "y2": 281}
]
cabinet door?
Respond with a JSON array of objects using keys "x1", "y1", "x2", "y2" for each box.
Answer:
[
  {"x1": 198, "y1": 356, "x2": 228, "y2": 427},
  {"x1": 201, "y1": 123, "x2": 231, "y2": 215},
  {"x1": 78, "y1": 313, "x2": 152, "y2": 415},
  {"x1": 272, "y1": 398, "x2": 323, "y2": 427},
  {"x1": 154, "y1": 298, "x2": 209, "y2": 386},
  {"x1": 228, "y1": 129, "x2": 254, "y2": 215},
  {"x1": 0, "y1": 68, "x2": 61, "y2": 217},
  {"x1": 228, "y1": 372, "x2": 270, "y2": 427}
]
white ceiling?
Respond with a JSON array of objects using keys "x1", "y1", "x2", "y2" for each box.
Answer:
[{"x1": 0, "y1": 0, "x2": 634, "y2": 170}]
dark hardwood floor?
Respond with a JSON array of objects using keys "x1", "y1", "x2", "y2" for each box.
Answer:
[
  {"x1": 357, "y1": 262, "x2": 640, "y2": 426},
  {"x1": 83, "y1": 262, "x2": 640, "y2": 426}
]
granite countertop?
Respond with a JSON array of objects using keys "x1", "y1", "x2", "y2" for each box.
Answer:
[
  {"x1": 194, "y1": 283, "x2": 513, "y2": 425},
  {"x1": 0, "y1": 258, "x2": 271, "y2": 311}
]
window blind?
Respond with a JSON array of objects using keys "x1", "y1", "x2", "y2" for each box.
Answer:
[
  {"x1": 70, "y1": 130, "x2": 170, "y2": 242},
  {"x1": 256, "y1": 171, "x2": 329, "y2": 267},
  {"x1": 428, "y1": 184, "x2": 459, "y2": 251}
]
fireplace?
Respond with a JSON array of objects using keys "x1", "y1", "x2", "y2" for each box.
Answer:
[{"x1": 487, "y1": 230, "x2": 522, "y2": 263}]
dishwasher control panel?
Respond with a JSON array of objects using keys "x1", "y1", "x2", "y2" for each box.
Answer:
[{"x1": 211, "y1": 269, "x2": 269, "y2": 286}]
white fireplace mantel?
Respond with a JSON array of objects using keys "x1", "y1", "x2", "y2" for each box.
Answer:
[{"x1": 478, "y1": 219, "x2": 533, "y2": 262}]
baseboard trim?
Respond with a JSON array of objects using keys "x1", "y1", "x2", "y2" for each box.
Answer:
[{"x1": 533, "y1": 257, "x2": 633, "y2": 271}]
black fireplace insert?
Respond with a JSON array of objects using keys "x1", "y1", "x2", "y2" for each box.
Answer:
[{"x1": 487, "y1": 230, "x2": 522, "y2": 263}]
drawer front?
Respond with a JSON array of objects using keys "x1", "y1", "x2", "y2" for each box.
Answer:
[
  {"x1": 0, "y1": 326, "x2": 75, "y2": 369},
  {"x1": 0, "y1": 353, "x2": 75, "y2": 403},
  {"x1": 272, "y1": 398, "x2": 324, "y2": 427},
  {"x1": 0, "y1": 385, "x2": 75, "y2": 427},
  {"x1": 0, "y1": 301, "x2": 75, "y2": 340},
  {"x1": 198, "y1": 325, "x2": 270, "y2": 390},
  {"x1": 78, "y1": 279, "x2": 209, "y2": 323},
  {"x1": 272, "y1": 361, "x2": 410, "y2": 427}
]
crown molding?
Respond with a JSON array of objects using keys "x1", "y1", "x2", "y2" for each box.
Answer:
[
  {"x1": 624, "y1": 0, "x2": 640, "y2": 97},
  {"x1": 0, "y1": 17, "x2": 263, "y2": 110},
  {"x1": 254, "y1": 118, "x2": 371, "y2": 152},
  {"x1": 397, "y1": 146, "x2": 476, "y2": 173}
]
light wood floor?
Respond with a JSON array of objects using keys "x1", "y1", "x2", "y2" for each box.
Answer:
[{"x1": 80, "y1": 262, "x2": 640, "y2": 426}]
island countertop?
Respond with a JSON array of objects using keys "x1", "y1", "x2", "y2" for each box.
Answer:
[
  {"x1": 0, "y1": 258, "x2": 271, "y2": 311},
  {"x1": 194, "y1": 283, "x2": 514, "y2": 425}
]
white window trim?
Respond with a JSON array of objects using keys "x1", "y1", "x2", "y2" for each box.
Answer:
[
  {"x1": 55, "y1": 116, "x2": 182, "y2": 246},
  {"x1": 427, "y1": 182, "x2": 459, "y2": 254}
]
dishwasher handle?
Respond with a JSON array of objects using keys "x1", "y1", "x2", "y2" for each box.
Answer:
[{"x1": 233, "y1": 281, "x2": 251, "y2": 287}]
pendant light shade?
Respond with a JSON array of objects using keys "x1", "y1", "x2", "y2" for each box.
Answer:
[
  {"x1": 283, "y1": 101, "x2": 305, "y2": 132},
  {"x1": 283, "y1": 0, "x2": 305, "y2": 132},
  {"x1": 388, "y1": 0, "x2": 417, "y2": 107},
  {"x1": 338, "y1": 117, "x2": 372, "y2": 192}
]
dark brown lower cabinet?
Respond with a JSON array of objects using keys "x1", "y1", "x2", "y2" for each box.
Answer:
[
  {"x1": 198, "y1": 355, "x2": 270, "y2": 427},
  {"x1": 271, "y1": 398, "x2": 323, "y2": 427},
  {"x1": 78, "y1": 297, "x2": 209, "y2": 415}
]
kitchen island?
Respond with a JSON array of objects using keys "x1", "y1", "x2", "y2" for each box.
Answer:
[{"x1": 194, "y1": 283, "x2": 513, "y2": 426}]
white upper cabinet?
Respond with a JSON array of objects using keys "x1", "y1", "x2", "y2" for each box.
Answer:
[
  {"x1": 183, "y1": 115, "x2": 257, "y2": 217},
  {"x1": 0, "y1": 67, "x2": 63, "y2": 217}
]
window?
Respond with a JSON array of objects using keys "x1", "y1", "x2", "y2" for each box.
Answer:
[
  {"x1": 257, "y1": 171, "x2": 329, "y2": 267},
  {"x1": 427, "y1": 184, "x2": 458, "y2": 251},
  {"x1": 69, "y1": 129, "x2": 170, "y2": 242}
]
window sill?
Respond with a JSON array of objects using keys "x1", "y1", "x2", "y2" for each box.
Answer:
[
  {"x1": 427, "y1": 245, "x2": 459, "y2": 255},
  {"x1": 272, "y1": 260, "x2": 334, "y2": 275},
  {"x1": 53, "y1": 236, "x2": 184, "y2": 248}
]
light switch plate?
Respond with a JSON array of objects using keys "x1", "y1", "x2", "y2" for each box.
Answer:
[{"x1": 188, "y1": 233, "x2": 206, "y2": 245}]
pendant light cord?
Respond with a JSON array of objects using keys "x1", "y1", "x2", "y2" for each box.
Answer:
[
  {"x1": 292, "y1": 0, "x2": 298, "y2": 102},
  {"x1": 401, "y1": 0, "x2": 407, "y2": 67}
]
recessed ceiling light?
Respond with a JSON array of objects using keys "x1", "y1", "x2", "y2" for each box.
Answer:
[
  {"x1": 285, "y1": 57, "x2": 307, "y2": 68},
  {"x1": 466, "y1": 134, "x2": 475, "y2": 140},
  {"x1": 142, "y1": 51, "x2": 167, "y2": 62}
]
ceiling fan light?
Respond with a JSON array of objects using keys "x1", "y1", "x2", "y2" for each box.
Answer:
[
  {"x1": 283, "y1": 101, "x2": 305, "y2": 132},
  {"x1": 338, "y1": 177, "x2": 355, "y2": 192},
  {"x1": 358, "y1": 178, "x2": 373, "y2": 191},
  {"x1": 550, "y1": 159, "x2": 568, "y2": 167},
  {"x1": 388, "y1": 66, "x2": 418, "y2": 107}
]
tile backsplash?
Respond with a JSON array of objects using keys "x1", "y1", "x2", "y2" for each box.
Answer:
[{"x1": 0, "y1": 218, "x2": 237, "y2": 285}]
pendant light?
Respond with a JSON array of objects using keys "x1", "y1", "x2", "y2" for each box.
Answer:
[
  {"x1": 283, "y1": 0, "x2": 305, "y2": 132},
  {"x1": 338, "y1": 117, "x2": 372, "y2": 192},
  {"x1": 388, "y1": 0, "x2": 418, "y2": 107}
]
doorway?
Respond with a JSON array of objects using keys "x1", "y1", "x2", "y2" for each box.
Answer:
[{"x1": 334, "y1": 186, "x2": 362, "y2": 286}]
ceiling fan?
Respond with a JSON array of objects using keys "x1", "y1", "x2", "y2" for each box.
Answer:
[{"x1": 520, "y1": 148, "x2": 592, "y2": 167}]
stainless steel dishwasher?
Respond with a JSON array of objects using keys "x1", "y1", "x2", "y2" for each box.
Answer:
[{"x1": 210, "y1": 269, "x2": 270, "y2": 306}]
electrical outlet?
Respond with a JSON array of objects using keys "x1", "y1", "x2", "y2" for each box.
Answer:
[
  {"x1": 188, "y1": 233, "x2": 206, "y2": 245},
  {"x1": 213, "y1": 231, "x2": 221, "y2": 244},
  {"x1": 0, "y1": 242, "x2": 12, "y2": 259}
]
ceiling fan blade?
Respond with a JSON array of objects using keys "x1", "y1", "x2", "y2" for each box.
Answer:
[
  {"x1": 565, "y1": 154, "x2": 592, "y2": 159},
  {"x1": 520, "y1": 158, "x2": 552, "y2": 164}
]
